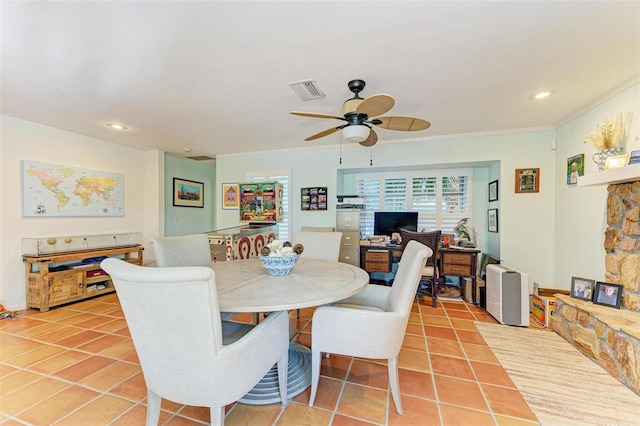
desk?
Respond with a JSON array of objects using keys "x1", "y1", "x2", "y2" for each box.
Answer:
[
  {"x1": 211, "y1": 258, "x2": 369, "y2": 404},
  {"x1": 439, "y1": 247, "x2": 481, "y2": 304}
]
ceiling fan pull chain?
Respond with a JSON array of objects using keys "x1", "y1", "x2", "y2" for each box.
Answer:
[
  {"x1": 370, "y1": 147, "x2": 373, "y2": 166},
  {"x1": 339, "y1": 139, "x2": 342, "y2": 164}
]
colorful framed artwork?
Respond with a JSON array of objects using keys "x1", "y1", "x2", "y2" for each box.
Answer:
[
  {"x1": 221, "y1": 183, "x2": 239, "y2": 209},
  {"x1": 594, "y1": 282, "x2": 623, "y2": 308},
  {"x1": 173, "y1": 178, "x2": 204, "y2": 208},
  {"x1": 488, "y1": 180, "x2": 498, "y2": 202},
  {"x1": 570, "y1": 277, "x2": 595, "y2": 301},
  {"x1": 301, "y1": 187, "x2": 327, "y2": 211},
  {"x1": 515, "y1": 168, "x2": 540, "y2": 193},
  {"x1": 567, "y1": 154, "x2": 584, "y2": 185},
  {"x1": 488, "y1": 209, "x2": 498, "y2": 232}
]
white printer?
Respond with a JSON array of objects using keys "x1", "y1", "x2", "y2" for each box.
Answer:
[{"x1": 337, "y1": 195, "x2": 365, "y2": 209}]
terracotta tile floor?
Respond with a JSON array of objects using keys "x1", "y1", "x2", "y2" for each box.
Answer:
[{"x1": 0, "y1": 293, "x2": 545, "y2": 425}]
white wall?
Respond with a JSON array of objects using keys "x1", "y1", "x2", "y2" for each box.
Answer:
[
  {"x1": 0, "y1": 115, "x2": 162, "y2": 310},
  {"x1": 554, "y1": 84, "x2": 640, "y2": 288},
  {"x1": 217, "y1": 128, "x2": 556, "y2": 291}
]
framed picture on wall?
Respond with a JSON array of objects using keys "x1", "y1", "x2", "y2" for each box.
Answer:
[
  {"x1": 221, "y1": 183, "x2": 239, "y2": 209},
  {"x1": 173, "y1": 178, "x2": 204, "y2": 208},
  {"x1": 567, "y1": 154, "x2": 584, "y2": 185},
  {"x1": 488, "y1": 208, "x2": 498, "y2": 232},
  {"x1": 488, "y1": 180, "x2": 498, "y2": 202},
  {"x1": 515, "y1": 168, "x2": 540, "y2": 193},
  {"x1": 301, "y1": 187, "x2": 327, "y2": 210}
]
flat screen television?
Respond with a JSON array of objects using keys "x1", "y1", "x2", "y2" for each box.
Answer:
[{"x1": 373, "y1": 211, "x2": 419, "y2": 236}]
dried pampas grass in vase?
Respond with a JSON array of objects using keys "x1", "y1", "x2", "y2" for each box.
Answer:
[{"x1": 584, "y1": 112, "x2": 633, "y2": 150}]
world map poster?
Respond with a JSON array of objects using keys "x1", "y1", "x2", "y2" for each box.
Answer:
[{"x1": 21, "y1": 160, "x2": 124, "y2": 217}]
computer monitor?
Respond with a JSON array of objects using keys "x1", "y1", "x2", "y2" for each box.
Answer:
[{"x1": 373, "y1": 211, "x2": 419, "y2": 236}]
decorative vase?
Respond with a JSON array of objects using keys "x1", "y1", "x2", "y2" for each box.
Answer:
[
  {"x1": 258, "y1": 255, "x2": 299, "y2": 276},
  {"x1": 592, "y1": 147, "x2": 623, "y2": 171}
]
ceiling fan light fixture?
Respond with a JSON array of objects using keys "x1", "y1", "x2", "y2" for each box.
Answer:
[{"x1": 342, "y1": 124, "x2": 370, "y2": 143}]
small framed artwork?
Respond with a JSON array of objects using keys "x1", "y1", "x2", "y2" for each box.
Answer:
[
  {"x1": 593, "y1": 282, "x2": 623, "y2": 308},
  {"x1": 221, "y1": 183, "x2": 239, "y2": 210},
  {"x1": 604, "y1": 154, "x2": 629, "y2": 170},
  {"x1": 570, "y1": 277, "x2": 595, "y2": 301},
  {"x1": 488, "y1": 209, "x2": 498, "y2": 232},
  {"x1": 173, "y1": 178, "x2": 204, "y2": 208},
  {"x1": 627, "y1": 149, "x2": 640, "y2": 165},
  {"x1": 515, "y1": 168, "x2": 540, "y2": 193},
  {"x1": 567, "y1": 154, "x2": 584, "y2": 185},
  {"x1": 301, "y1": 187, "x2": 327, "y2": 211},
  {"x1": 488, "y1": 180, "x2": 498, "y2": 202}
]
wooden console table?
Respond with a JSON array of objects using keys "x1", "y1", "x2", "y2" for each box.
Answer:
[{"x1": 439, "y1": 247, "x2": 481, "y2": 304}]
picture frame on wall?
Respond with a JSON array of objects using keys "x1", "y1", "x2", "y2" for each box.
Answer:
[
  {"x1": 594, "y1": 282, "x2": 623, "y2": 308},
  {"x1": 301, "y1": 187, "x2": 327, "y2": 211},
  {"x1": 515, "y1": 168, "x2": 540, "y2": 193},
  {"x1": 488, "y1": 208, "x2": 498, "y2": 232},
  {"x1": 567, "y1": 154, "x2": 584, "y2": 185},
  {"x1": 173, "y1": 178, "x2": 204, "y2": 208},
  {"x1": 488, "y1": 180, "x2": 498, "y2": 202},
  {"x1": 570, "y1": 276, "x2": 595, "y2": 301},
  {"x1": 221, "y1": 183, "x2": 239, "y2": 210}
]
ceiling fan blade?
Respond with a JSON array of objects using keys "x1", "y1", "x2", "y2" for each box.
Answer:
[
  {"x1": 358, "y1": 129, "x2": 378, "y2": 147},
  {"x1": 375, "y1": 116, "x2": 431, "y2": 131},
  {"x1": 356, "y1": 94, "x2": 395, "y2": 117},
  {"x1": 290, "y1": 111, "x2": 344, "y2": 120},
  {"x1": 305, "y1": 126, "x2": 341, "y2": 141}
]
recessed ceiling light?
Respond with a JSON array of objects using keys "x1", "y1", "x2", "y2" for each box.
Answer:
[
  {"x1": 533, "y1": 91, "x2": 551, "y2": 100},
  {"x1": 106, "y1": 123, "x2": 128, "y2": 130}
]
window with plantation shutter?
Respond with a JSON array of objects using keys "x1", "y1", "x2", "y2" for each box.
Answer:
[
  {"x1": 356, "y1": 169, "x2": 472, "y2": 237},
  {"x1": 245, "y1": 170, "x2": 291, "y2": 242}
]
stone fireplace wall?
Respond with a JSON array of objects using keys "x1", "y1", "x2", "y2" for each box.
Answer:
[
  {"x1": 551, "y1": 181, "x2": 640, "y2": 396},
  {"x1": 604, "y1": 182, "x2": 640, "y2": 312}
]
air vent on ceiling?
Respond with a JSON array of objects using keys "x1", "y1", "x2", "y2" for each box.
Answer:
[
  {"x1": 288, "y1": 79, "x2": 326, "y2": 101},
  {"x1": 186, "y1": 155, "x2": 215, "y2": 161}
]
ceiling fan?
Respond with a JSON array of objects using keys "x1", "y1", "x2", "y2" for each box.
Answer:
[{"x1": 290, "y1": 79, "x2": 431, "y2": 147}]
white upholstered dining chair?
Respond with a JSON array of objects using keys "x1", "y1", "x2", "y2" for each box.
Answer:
[
  {"x1": 150, "y1": 234, "x2": 240, "y2": 321},
  {"x1": 101, "y1": 258, "x2": 289, "y2": 426},
  {"x1": 294, "y1": 231, "x2": 342, "y2": 261},
  {"x1": 308, "y1": 240, "x2": 432, "y2": 415},
  {"x1": 293, "y1": 230, "x2": 343, "y2": 318}
]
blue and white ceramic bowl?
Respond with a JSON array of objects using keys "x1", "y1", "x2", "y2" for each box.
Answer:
[{"x1": 259, "y1": 255, "x2": 299, "y2": 276}]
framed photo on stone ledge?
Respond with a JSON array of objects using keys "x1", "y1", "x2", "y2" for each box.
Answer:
[
  {"x1": 570, "y1": 277, "x2": 595, "y2": 301},
  {"x1": 594, "y1": 282, "x2": 623, "y2": 309}
]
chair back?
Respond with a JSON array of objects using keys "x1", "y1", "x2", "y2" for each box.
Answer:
[
  {"x1": 295, "y1": 231, "x2": 343, "y2": 261},
  {"x1": 300, "y1": 226, "x2": 335, "y2": 232},
  {"x1": 387, "y1": 240, "x2": 432, "y2": 314},
  {"x1": 100, "y1": 258, "x2": 234, "y2": 404},
  {"x1": 400, "y1": 229, "x2": 441, "y2": 270},
  {"x1": 150, "y1": 234, "x2": 212, "y2": 267}
]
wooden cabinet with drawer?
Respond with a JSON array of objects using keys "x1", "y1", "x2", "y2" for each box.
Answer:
[
  {"x1": 441, "y1": 250, "x2": 475, "y2": 275},
  {"x1": 362, "y1": 249, "x2": 392, "y2": 273}
]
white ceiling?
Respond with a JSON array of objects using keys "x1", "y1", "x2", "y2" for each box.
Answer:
[{"x1": 2, "y1": 1, "x2": 639, "y2": 162}]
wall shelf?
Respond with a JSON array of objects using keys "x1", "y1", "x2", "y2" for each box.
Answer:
[{"x1": 577, "y1": 163, "x2": 640, "y2": 187}]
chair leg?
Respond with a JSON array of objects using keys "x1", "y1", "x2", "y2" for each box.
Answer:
[
  {"x1": 431, "y1": 275, "x2": 438, "y2": 308},
  {"x1": 210, "y1": 406, "x2": 224, "y2": 426},
  {"x1": 388, "y1": 356, "x2": 403, "y2": 415},
  {"x1": 145, "y1": 389, "x2": 161, "y2": 426},
  {"x1": 308, "y1": 350, "x2": 321, "y2": 407},
  {"x1": 277, "y1": 350, "x2": 289, "y2": 405}
]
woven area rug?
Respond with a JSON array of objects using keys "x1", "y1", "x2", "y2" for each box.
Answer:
[{"x1": 475, "y1": 322, "x2": 640, "y2": 426}]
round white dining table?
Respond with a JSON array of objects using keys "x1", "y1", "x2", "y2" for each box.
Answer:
[
  {"x1": 212, "y1": 257, "x2": 369, "y2": 312},
  {"x1": 210, "y1": 257, "x2": 369, "y2": 404}
]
